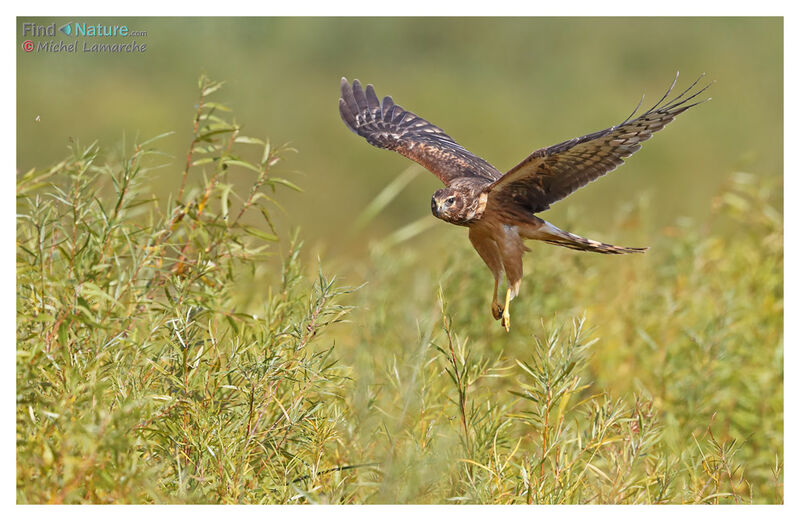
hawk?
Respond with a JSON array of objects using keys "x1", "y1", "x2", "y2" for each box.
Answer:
[{"x1": 339, "y1": 74, "x2": 711, "y2": 331}]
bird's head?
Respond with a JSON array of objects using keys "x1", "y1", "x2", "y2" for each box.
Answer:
[{"x1": 431, "y1": 187, "x2": 475, "y2": 225}]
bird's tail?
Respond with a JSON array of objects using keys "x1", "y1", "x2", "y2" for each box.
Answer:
[{"x1": 535, "y1": 220, "x2": 648, "y2": 255}]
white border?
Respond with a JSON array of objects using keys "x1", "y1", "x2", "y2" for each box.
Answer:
[{"x1": 6, "y1": 2, "x2": 792, "y2": 518}]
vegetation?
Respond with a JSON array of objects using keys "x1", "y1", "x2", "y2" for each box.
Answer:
[
  {"x1": 17, "y1": 77, "x2": 782, "y2": 504},
  {"x1": 17, "y1": 17, "x2": 783, "y2": 258}
]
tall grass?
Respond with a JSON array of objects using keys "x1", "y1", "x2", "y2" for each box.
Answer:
[
  {"x1": 16, "y1": 78, "x2": 782, "y2": 504},
  {"x1": 17, "y1": 77, "x2": 355, "y2": 503},
  {"x1": 338, "y1": 168, "x2": 782, "y2": 504}
]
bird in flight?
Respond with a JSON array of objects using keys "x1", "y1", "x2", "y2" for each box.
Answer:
[{"x1": 339, "y1": 74, "x2": 711, "y2": 331}]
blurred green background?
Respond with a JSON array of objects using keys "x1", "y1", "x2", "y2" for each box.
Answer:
[
  {"x1": 16, "y1": 17, "x2": 784, "y2": 503},
  {"x1": 17, "y1": 17, "x2": 782, "y2": 259}
]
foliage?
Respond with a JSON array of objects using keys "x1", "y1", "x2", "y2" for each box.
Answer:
[
  {"x1": 17, "y1": 76, "x2": 352, "y2": 503},
  {"x1": 337, "y1": 167, "x2": 782, "y2": 504},
  {"x1": 17, "y1": 18, "x2": 783, "y2": 257},
  {"x1": 17, "y1": 78, "x2": 782, "y2": 504}
]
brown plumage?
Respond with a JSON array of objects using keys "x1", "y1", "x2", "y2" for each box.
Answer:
[{"x1": 339, "y1": 74, "x2": 711, "y2": 331}]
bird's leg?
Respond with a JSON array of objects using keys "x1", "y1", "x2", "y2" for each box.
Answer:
[
  {"x1": 491, "y1": 276, "x2": 503, "y2": 320},
  {"x1": 501, "y1": 287, "x2": 512, "y2": 332}
]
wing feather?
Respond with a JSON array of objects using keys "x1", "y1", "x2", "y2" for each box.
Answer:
[
  {"x1": 488, "y1": 73, "x2": 712, "y2": 213},
  {"x1": 339, "y1": 78, "x2": 501, "y2": 185}
]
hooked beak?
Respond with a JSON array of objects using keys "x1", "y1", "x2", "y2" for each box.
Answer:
[{"x1": 431, "y1": 199, "x2": 442, "y2": 217}]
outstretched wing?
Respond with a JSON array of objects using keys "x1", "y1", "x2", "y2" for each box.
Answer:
[
  {"x1": 487, "y1": 73, "x2": 712, "y2": 213},
  {"x1": 339, "y1": 78, "x2": 501, "y2": 185}
]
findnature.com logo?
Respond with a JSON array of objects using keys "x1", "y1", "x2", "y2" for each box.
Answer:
[{"x1": 21, "y1": 21, "x2": 148, "y2": 54}]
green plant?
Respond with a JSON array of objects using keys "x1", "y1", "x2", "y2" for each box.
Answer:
[
  {"x1": 17, "y1": 76, "x2": 356, "y2": 503},
  {"x1": 17, "y1": 77, "x2": 782, "y2": 504}
]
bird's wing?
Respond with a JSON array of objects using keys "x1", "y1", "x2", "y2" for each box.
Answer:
[
  {"x1": 339, "y1": 78, "x2": 502, "y2": 185},
  {"x1": 487, "y1": 73, "x2": 712, "y2": 213}
]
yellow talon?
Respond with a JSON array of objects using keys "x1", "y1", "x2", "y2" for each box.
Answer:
[{"x1": 501, "y1": 287, "x2": 512, "y2": 332}]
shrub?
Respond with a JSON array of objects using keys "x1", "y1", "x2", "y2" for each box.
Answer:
[
  {"x1": 17, "y1": 77, "x2": 782, "y2": 504},
  {"x1": 17, "y1": 76, "x2": 353, "y2": 503}
]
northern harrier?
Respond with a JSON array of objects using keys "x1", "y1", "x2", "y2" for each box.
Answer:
[{"x1": 339, "y1": 74, "x2": 711, "y2": 331}]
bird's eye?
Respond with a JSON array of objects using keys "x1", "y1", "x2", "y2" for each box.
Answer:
[{"x1": 445, "y1": 196, "x2": 456, "y2": 206}]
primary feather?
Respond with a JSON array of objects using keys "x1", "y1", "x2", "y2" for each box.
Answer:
[
  {"x1": 339, "y1": 78, "x2": 501, "y2": 185},
  {"x1": 487, "y1": 72, "x2": 713, "y2": 213}
]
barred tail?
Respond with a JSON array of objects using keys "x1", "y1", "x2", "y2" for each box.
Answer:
[{"x1": 536, "y1": 220, "x2": 647, "y2": 255}]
